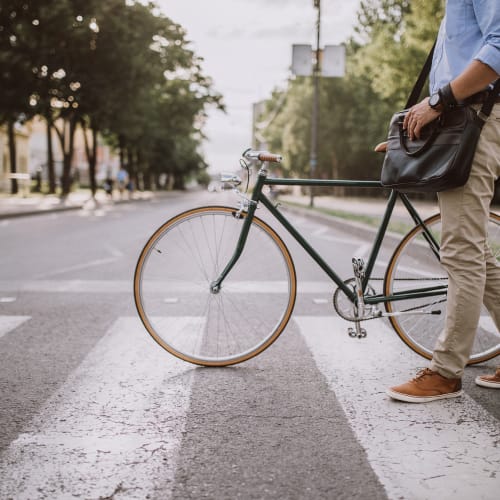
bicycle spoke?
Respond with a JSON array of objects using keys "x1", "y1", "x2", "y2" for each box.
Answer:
[
  {"x1": 135, "y1": 207, "x2": 296, "y2": 365},
  {"x1": 385, "y1": 213, "x2": 500, "y2": 363}
]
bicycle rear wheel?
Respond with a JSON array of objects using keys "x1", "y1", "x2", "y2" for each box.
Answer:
[
  {"x1": 134, "y1": 206, "x2": 297, "y2": 366},
  {"x1": 384, "y1": 212, "x2": 500, "y2": 364}
]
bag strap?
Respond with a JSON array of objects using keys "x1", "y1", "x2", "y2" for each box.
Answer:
[
  {"x1": 405, "y1": 38, "x2": 500, "y2": 124},
  {"x1": 405, "y1": 41, "x2": 436, "y2": 109},
  {"x1": 477, "y1": 78, "x2": 500, "y2": 124},
  {"x1": 399, "y1": 119, "x2": 440, "y2": 157}
]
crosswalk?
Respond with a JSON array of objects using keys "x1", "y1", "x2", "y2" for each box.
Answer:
[
  {"x1": 298, "y1": 317, "x2": 500, "y2": 500},
  {"x1": 0, "y1": 313, "x2": 499, "y2": 499},
  {"x1": 0, "y1": 315, "x2": 30, "y2": 340},
  {"x1": 0, "y1": 317, "x2": 194, "y2": 500}
]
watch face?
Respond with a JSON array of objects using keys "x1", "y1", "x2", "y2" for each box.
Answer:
[{"x1": 429, "y1": 93, "x2": 441, "y2": 108}]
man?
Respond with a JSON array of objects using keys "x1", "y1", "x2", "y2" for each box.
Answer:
[{"x1": 384, "y1": 0, "x2": 500, "y2": 402}]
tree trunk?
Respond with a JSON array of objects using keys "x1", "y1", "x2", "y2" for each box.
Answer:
[
  {"x1": 82, "y1": 121, "x2": 98, "y2": 197},
  {"x1": 54, "y1": 115, "x2": 77, "y2": 197},
  {"x1": 46, "y1": 117, "x2": 56, "y2": 194},
  {"x1": 7, "y1": 119, "x2": 18, "y2": 195},
  {"x1": 127, "y1": 148, "x2": 139, "y2": 190},
  {"x1": 118, "y1": 135, "x2": 126, "y2": 169},
  {"x1": 172, "y1": 172, "x2": 185, "y2": 190},
  {"x1": 138, "y1": 149, "x2": 152, "y2": 190}
]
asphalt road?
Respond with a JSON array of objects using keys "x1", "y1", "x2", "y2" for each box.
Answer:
[{"x1": 0, "y1": 190, "x2": 499, "y2": 499}]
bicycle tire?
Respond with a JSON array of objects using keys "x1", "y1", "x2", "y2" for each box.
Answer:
[
  {"x1": 134, "y1": 206, "x2": 297, "y2": 366},
  {"x1": 384, "y1": 212, "x2": 500, "y2": 364}
]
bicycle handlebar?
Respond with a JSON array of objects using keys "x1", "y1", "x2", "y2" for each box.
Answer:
[{"x1": 243, "y1": 149, "x2": 283, "y2": 163}]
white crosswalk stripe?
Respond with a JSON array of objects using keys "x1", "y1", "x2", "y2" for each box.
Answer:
[
  {"x1": 0, "y1": 315, "x2": 30, "y2": 339},
  {"x1": 1, "y1": 314, "x2": 499, "y2": 499},
  {"x1": 0, "y1": 317, "x2": 193, "y2": 500},
  {"x1": 296, "y1": 316, "x2": 500, "y2": 500}
]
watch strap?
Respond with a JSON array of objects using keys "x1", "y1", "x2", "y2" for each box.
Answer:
[{"x1": 438, "y1": 83, "x2": 458, "y2": 110}]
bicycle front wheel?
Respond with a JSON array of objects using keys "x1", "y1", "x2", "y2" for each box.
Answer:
[
  {"x1": 134, "y1": 206, "x2": 297, "y2": 366},
  {"x1": 384, "y1": 212, "x2": 500, "y2": 364}
]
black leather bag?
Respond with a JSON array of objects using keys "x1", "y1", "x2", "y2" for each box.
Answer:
[
  {"x1": 381, "y1": 105, "x2": 486, "y2": 192},
  {"x1": 380, "y1": 42, "x2": 500, "y2": 193}
]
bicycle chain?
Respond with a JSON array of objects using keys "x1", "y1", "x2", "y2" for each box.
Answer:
[{"x1": 333, "y1": 277, "x2": 447, "y2": 321}]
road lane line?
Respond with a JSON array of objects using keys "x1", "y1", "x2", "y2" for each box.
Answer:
[
  {"x1": 34, "y1": 257, "x2": 120, "y2": 279},
  {"x1": 0, "y1": 315, "x2": 30, "y2": 339},
  {"x1": 0, "y1": 317, "x2": 194, "y2": 500},
  {"x1": 0, "y1": 279, "x2": 335, "y2": 294},
  {"x1": 296, "y1": 316, "x2": 500, "y2": 500}
]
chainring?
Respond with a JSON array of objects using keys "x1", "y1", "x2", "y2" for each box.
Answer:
[{"x1": 333, "y1": 278, "x2": 376, "y2": 322}]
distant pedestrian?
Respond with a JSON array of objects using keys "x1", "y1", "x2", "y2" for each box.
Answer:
[
  {"x1": 126, "y1": 178, "x2": 134, "y2": 198},
  {"x1": 103, "y1": 176, "x2": 113, "y2": 199},
  {"x1": 117, "y1": 167, "x2": 129, "y2": 198}
]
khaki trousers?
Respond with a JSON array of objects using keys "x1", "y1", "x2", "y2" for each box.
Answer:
[{"x1": 430, "y1": 104, "x2": 500, "y2": 379}]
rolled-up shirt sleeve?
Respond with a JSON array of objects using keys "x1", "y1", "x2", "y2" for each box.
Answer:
[{"x1": 473, "y1": 0, "x2": 500, "y2": 74}]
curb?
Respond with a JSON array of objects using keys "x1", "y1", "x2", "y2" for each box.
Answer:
[
  {"x1": 0, "y1": 191, "x2": 179, "y2": 220},
  {"x1": 0, "y1": 204, "x2": 83, "y2": 220}
]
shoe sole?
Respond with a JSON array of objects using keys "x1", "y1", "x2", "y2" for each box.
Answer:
[
  {"x1": 386, "y1": 388, "x2": 463, "y2": 403},
  {"x1": 475, "y1": 377, "x2": 500, "y2": 389}
]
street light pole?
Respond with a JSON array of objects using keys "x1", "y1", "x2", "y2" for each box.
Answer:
[{"x1": 309, "y1": 0, "x2": 321, "y2": 207}]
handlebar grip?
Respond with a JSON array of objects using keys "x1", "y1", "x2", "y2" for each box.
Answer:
[
  {"x1": 258, "y1": 152, "x2": 282, "y2": 163},
  {"x1": 243, "y1": 149, "x2": 283, "y2": 163}
]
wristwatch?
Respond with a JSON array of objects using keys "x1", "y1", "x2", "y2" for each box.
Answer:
[
  {"x1": 429, "y1": 83, "x2": 458, "y2": 111},
  {"x1": 429, "y1": 91, "x2": 443, "y2": 110}
]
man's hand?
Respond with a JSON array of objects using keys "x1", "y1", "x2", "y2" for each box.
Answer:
[{"x1": 403, "y1": 97, "x2": 441, "y2": 140}]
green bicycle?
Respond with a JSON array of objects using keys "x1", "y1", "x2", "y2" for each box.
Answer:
[{"x1": 134, "y1": 149, "x2": 500, "y2": 367}]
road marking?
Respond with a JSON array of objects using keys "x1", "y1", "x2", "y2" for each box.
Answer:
[
  {"x1": 0, "y1": 317, "x2": 194, "y2": 500},
  {"x1": 296, "y1": 316, "x2": 500, "y2": 500},
  {"x1": 34, "y1": 257, "x2": 120, "y2": 279},
  {"x1": 312, "y1": 298, "x2": 329, "y2": 304},
  {"x1": 105, "y1": 244, "x2": 124, "y2": 258},
  {"x1": 0, "y1": 296, "x2": 16, "y2": 303},
  {"x1": 0, "y1": 315, "x2": 30, "y2": 339},
  {"x1": 311, "y1": 225, "x2": 363, "y2": 246},
  {"x1": 354, "y1": 243, "x2": 371, "y2": 259},
  {"x1": 0, "y1": 279, "x2": 335, "y2": 294}
]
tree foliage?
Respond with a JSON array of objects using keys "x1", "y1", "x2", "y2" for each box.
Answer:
[
  {"x1": 260, "y1": 0, "x2": 444, "y2": 187},
  {"x1": 0, "y1": 0, "x2": 223, "y2": 195}
]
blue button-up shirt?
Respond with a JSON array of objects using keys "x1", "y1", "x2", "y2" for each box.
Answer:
[{"x1": 430, "y1": 0, "x2": 500, "y2": 94}]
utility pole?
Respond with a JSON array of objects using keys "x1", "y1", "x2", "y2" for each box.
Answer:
[{"x1": 310, "y1": 0, "x2": 321, "y2": 207}]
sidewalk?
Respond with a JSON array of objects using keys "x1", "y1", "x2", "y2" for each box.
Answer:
[
  {"x1": 279, "y1": 193, "x2": 440, "y2": 221},
  {"x1": 0, "y1": 190, "x2": 165, "y2": 219},
  {"x1": 1, "y1": 189, "x2": 498, "y2": 222},
  {"x1": 278, "y1": 193, "x2": 500, "y2": 243}
]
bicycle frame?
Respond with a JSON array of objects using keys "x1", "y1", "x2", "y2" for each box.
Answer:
[{"x1": 211, "y1": 167, "x2": 446, "y2": 308}]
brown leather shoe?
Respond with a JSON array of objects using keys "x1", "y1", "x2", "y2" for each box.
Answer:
[
  {"x1": 475, "y1": 368, "x2": 500, "y2": 388},
  {"x1": 387, "y1": 368, "x2": 463, "y2": 403}
]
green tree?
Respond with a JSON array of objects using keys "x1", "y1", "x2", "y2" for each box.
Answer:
[
  {"x1": 260, "y1": 0, "x2": 442, "y2": 189},
  {"x1": 353, "y1": 0, "x2": 443, "y2": 106},
  {"x1": 86, "y1": 1, "x2": 222, "y2": 193},
  {"x1": 0, "y1": 1, "x2": 38, "y2": 193},
  {"x1": 0, "y1": 0, "x2": 223, "y2": 197}
]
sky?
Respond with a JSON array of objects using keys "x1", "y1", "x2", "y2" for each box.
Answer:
[{"x1": 157, "y1": 0, "x2": 362, "y2": 172}]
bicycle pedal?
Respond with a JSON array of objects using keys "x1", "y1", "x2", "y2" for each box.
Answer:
[
  {"x1": 348, "y1": 325, "x2": 367, "y2": 339},
  {"x1": 357, "y1": 328, "x2": 367, "y2": 338},
  {"x1": 352, "y1": 257, "x2": 366, "y2": 279}
]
